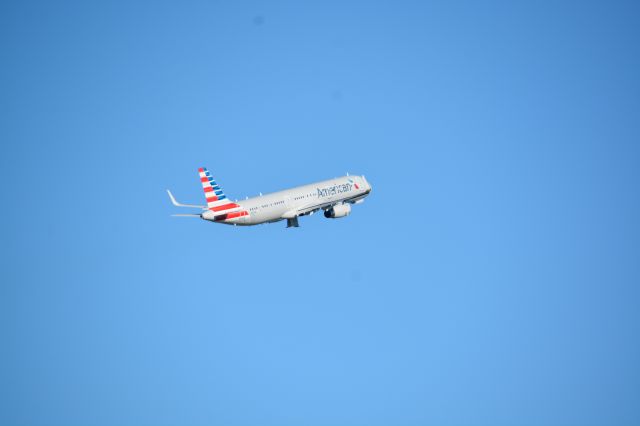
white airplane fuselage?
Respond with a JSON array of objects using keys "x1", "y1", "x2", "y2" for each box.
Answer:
[{"x1": 202, "y1": 175, "x2": 371, "y2": 226}]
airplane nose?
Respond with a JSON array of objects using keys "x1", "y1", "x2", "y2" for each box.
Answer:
[{"x1": 362, "y1": 176, "x2": 372, "y2": 192}]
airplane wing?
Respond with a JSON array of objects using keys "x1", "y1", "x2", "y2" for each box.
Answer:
[
  {"x1": 283, "y1": 191, "x2": 371, "y2": 219},
  {"x1": 290, "y1": 199, "x2": 347, "y2": 217},
  {"x1": 166, "y1": 189, "x2": 206, "y2": 209},
  {"x1": 295, "y1": 201, "x2": 332, "y2": 216}
]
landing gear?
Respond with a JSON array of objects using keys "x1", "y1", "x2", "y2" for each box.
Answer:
[{"x1": 286, "y1": 217, "x2": 299, "y2": 228}]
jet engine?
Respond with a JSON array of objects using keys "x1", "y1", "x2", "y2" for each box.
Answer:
[{"x1": 324, "y1": 204, "x2": 351, "y2": 218}]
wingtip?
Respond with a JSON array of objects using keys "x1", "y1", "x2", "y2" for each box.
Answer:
[{"x1": 166, "y1": 189, "x2": 177, "y2": 206}]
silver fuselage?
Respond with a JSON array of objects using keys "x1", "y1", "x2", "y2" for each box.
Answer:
[{"x1": 203, "y1": 175, "x2": 371, "y2": 225}]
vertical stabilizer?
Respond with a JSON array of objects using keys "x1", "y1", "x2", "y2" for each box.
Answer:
[
  {"x1": 198, "y1": 167, "x2": 230, "y2": 209},
  {"x1": 198, "y1": 167, "x2": 241, "y2": 213}
]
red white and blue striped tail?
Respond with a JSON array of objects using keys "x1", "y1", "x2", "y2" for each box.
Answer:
[{"x1": 198, "y1": 167, "x2": 241, "y2": 212}]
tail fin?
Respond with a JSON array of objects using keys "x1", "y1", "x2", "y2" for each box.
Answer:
[{"x1": 198, "y1": 167, "x2": 230, "y2": 209}]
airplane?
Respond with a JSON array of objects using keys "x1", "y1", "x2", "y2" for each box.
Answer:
[{"x1": 167, "y1": 167, "x2": 372, "y2": 228}]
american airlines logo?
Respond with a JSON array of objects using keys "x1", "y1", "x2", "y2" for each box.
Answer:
[{"x1": 317, "y1": 183, "x2": 353, "y2": 198}]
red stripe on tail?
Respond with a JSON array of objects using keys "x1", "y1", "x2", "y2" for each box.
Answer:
[{"x1": 210, "y1": 203, "x2": 240, "y2": 212}]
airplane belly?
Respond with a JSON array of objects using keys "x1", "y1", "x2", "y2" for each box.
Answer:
[
  {"x1": 244, "y1": 214, "x2": 261, "y2": 225},
  {"x1": 244, "y1": 209, "x2": 273, "y2": 225}
]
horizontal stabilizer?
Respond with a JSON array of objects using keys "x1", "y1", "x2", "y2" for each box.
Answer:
[{"x1": 171, "y1": 213, "x2": 201, "y2": 218}]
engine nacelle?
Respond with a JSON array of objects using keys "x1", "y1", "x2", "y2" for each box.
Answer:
[{"x1": 324, "y1": 203, "x2": 351, "y2": 218}]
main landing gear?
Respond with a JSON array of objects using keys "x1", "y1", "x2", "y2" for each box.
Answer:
[{"x1": 286, "y1": 217, "x2": 299, "y2": 228}]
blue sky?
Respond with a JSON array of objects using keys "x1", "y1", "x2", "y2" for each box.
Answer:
[{"x1": 2, "y1": 1, "x2": 639, "y2": 425}]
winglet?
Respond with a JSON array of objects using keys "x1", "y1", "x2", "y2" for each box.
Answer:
[
  {"x1": 167, "y1": 189, "x2": 179, "y2": 206},
  {"x1": 166, "y1": 189, "x2": 206, "y2": 209}
]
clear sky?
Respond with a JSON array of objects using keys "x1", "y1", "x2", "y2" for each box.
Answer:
[{"x1": 2, "y1": 1, "x2": 639, "y2": 425}]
